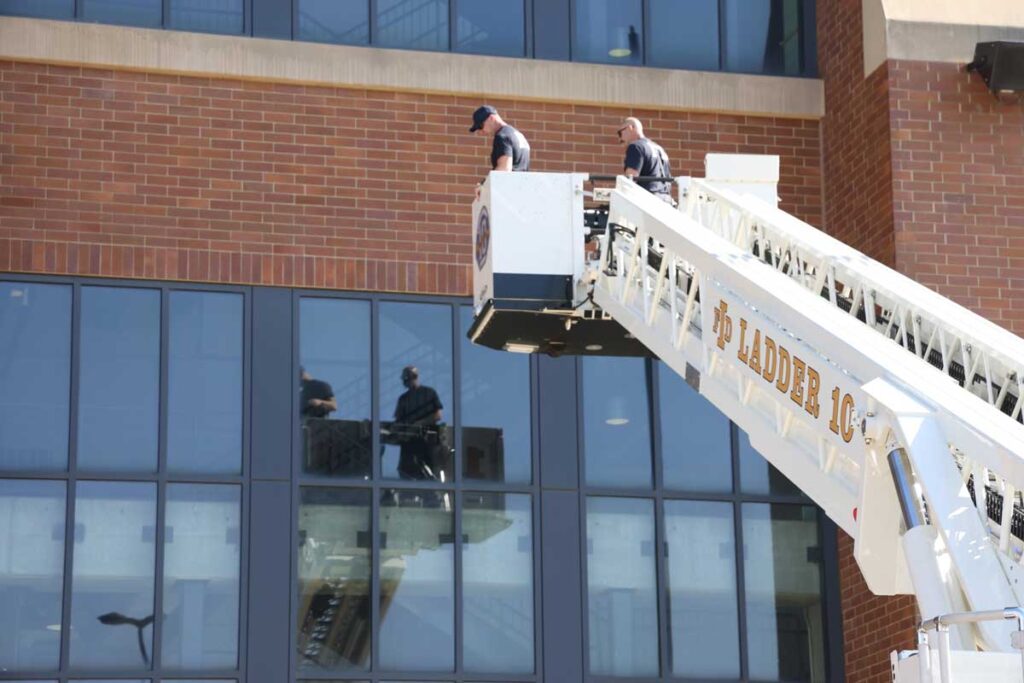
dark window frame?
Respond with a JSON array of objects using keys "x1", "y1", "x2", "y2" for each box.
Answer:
[{"x1": 0, "y1": 273, "x2": 251, "y2": 683}]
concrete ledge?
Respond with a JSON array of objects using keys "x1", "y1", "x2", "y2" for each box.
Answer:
[
  {"x1": 864, "y1": 0, "x2": 1024, "y2": 74},
  {"x1": 0, "y1": 15, "x2": 824, "y2": 119}
]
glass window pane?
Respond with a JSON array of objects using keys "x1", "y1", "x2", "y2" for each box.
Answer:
[
  {"x1": 170, "y1": 0, "x2": 243, "y2": 35},
  {"x1": 657, "y1": 362, "x2": 731, "y2": 492},
  {"x1": 743, "y1": 503, "x2": 825, "y2": 682},
  {"x1": 162, "y1": 484, "x2": 241, "y2": 670},
  {"x1": 297, "y1": 0, "x2": 369, "y2": 45},
  {"x1": 455, "y1": 0, "x2": 524, "y2": 57},
  {"x1": 739, "y1": 429, "x2": 801, "y2": 496},
  {"x1": 582, "y1": 356, "x2": 652, "y2": 488},
  {"x1": 78, "y1": 287, "x2": 160, "y2": 473},
  {"x1": 168, "y1": 292, "x2": 243, "y2": 475},
  {"x1": 0, "y1": 480, "x2": 65, "y2": 671},
  {"x1": 297, "y1": 487, "x2": 371, "y2": 674},
  {"x1": 73, "y1": 680, "x2": 148, "y2": 682},
  {"x1": 299, "y1": 298, "x2": 372, "y2": 479},
  {"x1": 463, "y1": 492, "x2": 533, "y2": 673},
  {"x1": 586, "y1": 497, "x2": 658, "y2": 676},
  {"x1": 724, "y1": 0, "x2": 804, "y2": 76},
  {"x1": 0, "y1": 283, "x2": 71, "y2": 471},
  {"x1": 81, "y1": 0, "x2": 162, "y2": 27},
  {"x1": 573, "y1": 0, "x2": 641, "y2": 66},
  {"x1": 665, "y1": 500, "x2": 739, "y2": 678},
  {"x1": 379, "y1": 489, "x2": 454, "y2": 672},
  {"x1": 70, "y1": 481, "x2": 156, "y2": 670},
  {"x1": 375, "y1": 0, "x2": 448, "y2": 51},
  {"x1": 379, "y1": 302, "x2": 453, "y2": 482},
  {"x1": 0, "y1": 0, "x2": 71, "y2": 17},
  {"x1": 648, "y1": 0, "x2": 719, "y2": 71},
  {"x1": 459, "y1": 307, "x2": 531, "y2": 484}
]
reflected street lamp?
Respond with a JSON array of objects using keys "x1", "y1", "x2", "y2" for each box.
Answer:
[{"x1": 97, "y1": 611, "x2": 155, "y2": 666}]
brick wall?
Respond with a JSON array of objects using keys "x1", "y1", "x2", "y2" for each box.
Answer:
[
  {"x1": 818, "y1": 0, "x2": 895, "y2": 265},
  {"x1": 889, "y1": 59, "x2": 1024, "y2": 334},
  {"x1": 818, "y1": 4, "x2": 918, "y2": 682},
  {"x1": 0, "y1": 60, "x2": 822, "y2": 294}
]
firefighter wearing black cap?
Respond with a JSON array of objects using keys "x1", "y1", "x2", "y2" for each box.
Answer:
[{"x1": 469, "y1": 105, "x2": 531, "y2": 172}]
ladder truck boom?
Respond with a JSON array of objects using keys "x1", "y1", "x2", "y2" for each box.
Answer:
[{"x1": 467, "y1": 156, "x2": 1024, "y2": 682}]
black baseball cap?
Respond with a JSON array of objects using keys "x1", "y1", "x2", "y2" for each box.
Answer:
[{"x1": 469, "y1": 105, "x2": 497, "y2": 132}]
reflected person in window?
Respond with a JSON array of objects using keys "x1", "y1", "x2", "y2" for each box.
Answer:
[
  {"x1": 300, "y1": 366, "x2": 337, "y2": 418},
  {"x1": 393, "y1": 365, "x2": 444, "y2": 480},
  {"x1": 617, "y1": 117, "x2": 674, "y2": 204}
]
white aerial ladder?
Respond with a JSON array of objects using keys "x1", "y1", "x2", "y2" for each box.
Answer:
[{"x1": 468, "y1": 156, "x2": 1024, "y2": 683}]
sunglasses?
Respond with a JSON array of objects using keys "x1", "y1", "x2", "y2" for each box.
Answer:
[{"x1": 616, "y1": 125, "x2": 629, "y2": 139}]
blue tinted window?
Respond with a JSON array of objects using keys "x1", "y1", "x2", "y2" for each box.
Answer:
[
  {"x1": 648, "y1": 0, "x2": 719, "y2": 71},
  {"x1": 573, "y1": 0, "x2": 641, "y2": 66},
  {"x1": 297, "y1": 0, "x2": 369, "y2": 45},
  {"x1": 70, "y1": 481, "x2": 157, "y2": 669},
  {"x1": 81, "y1": 0, "x2": 162, "y2": 27},
  {"x1": 170, "y1": 0, "x2": 243, "y2": 35},
  {"x1": 657, "y1": 362, "x2": 731, "y2": 492},
  {"x1": 78, "y1": 287, "x2": 160, "y2": 473},
  {"x1": 462, "y1": 492, "x2": 534, "y2": 673},
  {"x1": 459, "y1": 306, "x2": 531, "y2": 484},
  {"x1": 586, "y1": 496, "x2": 658, "y2": 676},
  {"x1": 724, "y1": 0, "x2": 804, "y2": 76},
  {"x1": 738, "y1": 429, "x2": 801, "y2": 497},
  {"x1": 162, "y1": 484, "x2": 241, "y2": 669},
  {"x1": 0, "y1": 479, "x2": 66, "y2": 671},
  {"x1": 582, "y1": 356, "x2": 652, "y2": 488},
  {"x1": 455, "y1": 0, "x2": 524, "y2": 57},
  {"x1": 376, "y1": 0, "x2": 448, "y2": 51},
  {"x1": 0, "y1": 282, "x2": 71, "y2": 471},
  {"x1": 167, "y1": 291, "x2": 243, "y2": 475},
  {"x1": 0, "y1": 0, "x2": 71, "y2": 18}
]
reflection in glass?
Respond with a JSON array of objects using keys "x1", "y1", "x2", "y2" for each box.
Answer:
[
  {"x1": 74, "y1": 680, "x2": 148, "y2": 682},
  {"x1": 0, "y1": 0, "x2": 71, "y2": 17},
  {"x1": 0, "y1": 480, "x2": 65, "y2": 671},
  {"x1": 573, "y1": 0, "x2": 642, "y2": 66},
  {"x1": 299, "y1": 299, "x2": 372, "y2": 479},
  {"x1": 375, "y1": 0, "x2": 448, "y2": 51},
  {"x1": 743, "y1": 504, "x2": 825, "y2": 682},
  {"x1": 582, "y1": 356, "x2": 652, "y2": 488},
  {"x1": 162, "y1": 484, "x2": 241, "y2": 669},
  {"x1": 648, "y1": 0, "x2": 719, "y2": 71},
  {"x1": 586, "y1": 497, "x2": 658, "y2": 676},
  {"x1": 168, "y1": 292, "x2": 243, "y2": 474},
  {"x1": 379, "y1": 303, "x2": 453, "y2": 482},
  {"x1": 665, "y1": 500, "x2": 740, "y2": 678},
  {"x1": 81, "y1": 0, "x2": 161, "y2": 27},
  {"x1": 739, "y1": 429, "x2": 801, "y2": 496},
  {"x1": 78, "y1": 287, "x2": 160, "y2": 472},
  {"x1": 379, "y1": 489, "x2": 454, "y2": 672},
  {"x1": 724, "y1": 0, "x2": 804, "y2": 76},
  {"x1": 297, "y1": 488, "x2": 371, "y2": 674},
  {"x1": 170, "y1": 0, "x2": 243, "y2": 34},
  {"x1": 70, "y1": 481, "x2": 156, "y2": 669},
  {"x1": 455, "y1": 0, "x2": 525, "y2": 57},
  {"x1": 298, "y1": 0, "x2": 369, "y2": 44},
  {"x1": 463, "y1": 493, "x2": 533, "y2": 673},
  {"x1": 657, "y1": 362, "x2": 731, "y2": 492},
  {"x1": 0, "y1": 283, "x2": 71, "y2": 471},
  {"x1": 460, "y1": 307, "x2": 531, "y2": 484}
]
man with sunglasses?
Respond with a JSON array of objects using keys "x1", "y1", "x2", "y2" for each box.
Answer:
[{"x1": 617, "y1": 117, "x2": 674, "y2": 203}]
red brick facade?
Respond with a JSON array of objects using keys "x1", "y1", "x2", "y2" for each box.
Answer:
[
  {"x1": 889, "y1": 59, "x2": 1024, "y2": 333},
  {"x1": 0, "y1": 60, "x2": 822, "y2": 294}
]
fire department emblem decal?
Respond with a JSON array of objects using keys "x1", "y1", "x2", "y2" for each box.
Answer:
[{"x1": 475, "y1": 207, "x2": 490, "y2": 269}]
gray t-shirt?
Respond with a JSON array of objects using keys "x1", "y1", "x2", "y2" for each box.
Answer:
[{"x1": 491, "y1": 125, "x2": 531, "y2": 171}]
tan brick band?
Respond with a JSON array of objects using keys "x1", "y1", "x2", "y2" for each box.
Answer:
[{"x1": 0, "y1": 15, "x2": 824, "y2": 119}]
